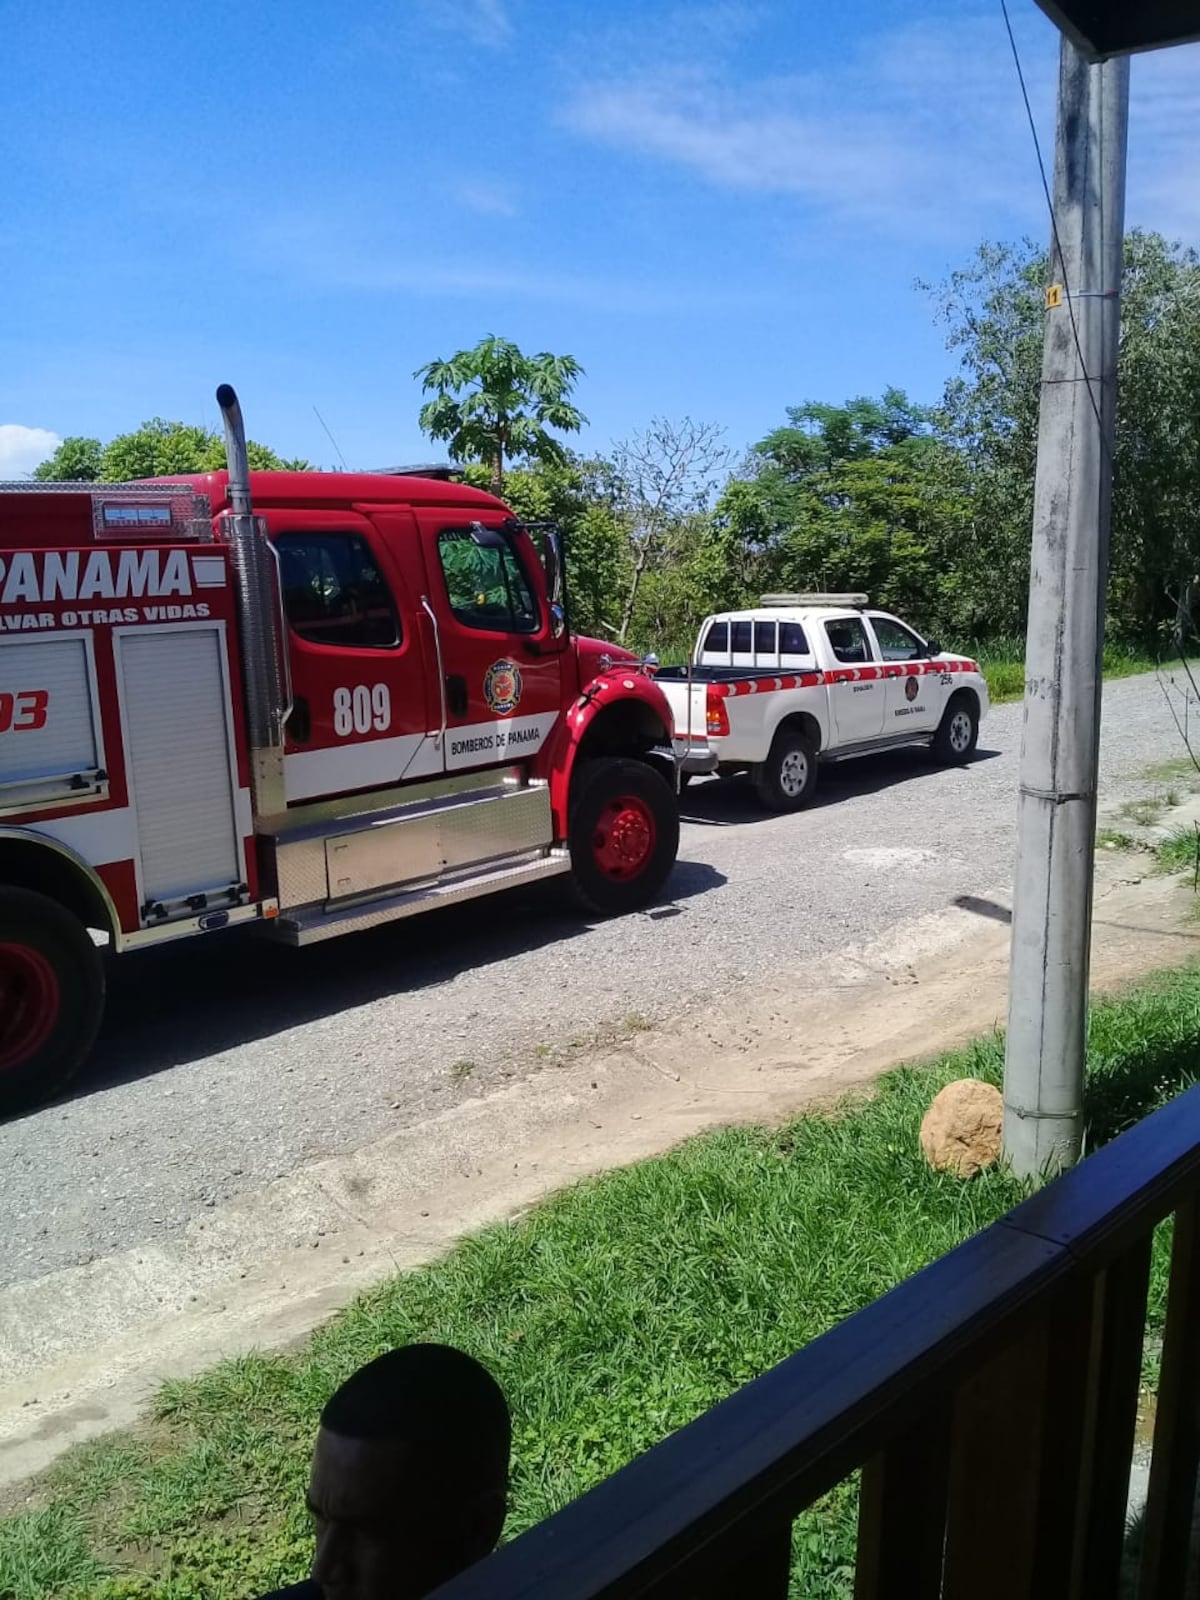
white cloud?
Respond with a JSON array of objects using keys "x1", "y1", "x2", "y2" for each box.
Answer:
[
  {"x1": 560, "y1": 16, "x2": 1053, "y2": 239},
  {"x1": 454, "y1": 179, "x2": 519, "y2": 217},
  {"x1": 0, "y1": 424, "x2": 61, "y2": 479},
  {"x1": 319, "y1": 255, "x2": 772, "y2": 315},
  {"x1": 564, "y1": 69, "x2": 926, "y2": 226},
  {"x1": 235, "y1": 199, "x2": 774, "y2": 313},
  {"x1": 562, "y1": 2, "x2": 766, "y2": 72},
  {"x1": 559, "y1": 16, "x2": 1200, "y2": 246},
  {"x1": 1128, "y1": 44, "x2": 1200, "y2": 242},
  {"x1": 421, "y1": 0, "x2": 512, "y2": 49}
]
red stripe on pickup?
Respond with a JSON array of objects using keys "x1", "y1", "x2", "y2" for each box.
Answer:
[{"x1": 704, "y1": 660, "x2": 979, "y2": 698}]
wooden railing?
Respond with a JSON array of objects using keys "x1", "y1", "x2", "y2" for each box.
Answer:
[{"x1": 430, "y1": 1083, "x2": 1200, "y2": 1600}]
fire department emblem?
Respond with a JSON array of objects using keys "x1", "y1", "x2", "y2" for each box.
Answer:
[
  {"x1": 484, "y1": 659, "x2": 523, "y2": 716},
  {"x1": 905, "y1": 676, "x2": 920, "y2": 702}
]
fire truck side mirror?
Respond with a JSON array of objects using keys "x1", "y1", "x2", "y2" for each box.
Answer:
[{"x1": 543, "y1": 527, "x2": 567, "y2": 639}]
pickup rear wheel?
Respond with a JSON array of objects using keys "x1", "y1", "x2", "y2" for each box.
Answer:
[
  {"x1": 932, "y1": 693, "x2": 979, "y2": 762},
  {"x1": 568, "y1": 758, "x2": 680, "y2": 916},
  {"x1": 0, "y1": 888, "x2": 105, "y2": 1118},
  {"x1": 754, "y1": 729, "x2": 818, "y2": 812}
]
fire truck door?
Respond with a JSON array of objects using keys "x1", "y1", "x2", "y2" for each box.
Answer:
[
  {"x1": 269, "y1": 509, "x2": 439, "y2": 804},
  {"x1": 422, "y1": 516, "x2": 563, "y2": 772}
]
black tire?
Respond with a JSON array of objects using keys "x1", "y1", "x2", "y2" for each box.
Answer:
[
  {"x1": 754, "y1": 728, "x2": 819, "y2": 812},
  {"x1": 0, "y1": 887, "x2": 104, "y2": 1118},
  {"x1": 932, "y1": 693, "x2": 980, "y2": 763},
  {"x1": 567, "y1": 757, "x2": 680, "y2": 916}
]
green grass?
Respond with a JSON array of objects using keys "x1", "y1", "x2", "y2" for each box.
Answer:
[
  {"x1": 1096, "y1": 828, "x2": 1136, "y2": 852},
  {"x1": 6, "y1": 969, "x2": 1200, "y2": 1599},
  {"x1": 1157, "y1": 826, "x2": 1200, "y2": 877},
  {"x1": 1119, "y1": 795, "x2": 1169, "y2": 828},
  {"x1": 1142, "y1": 756, "x2": 1200, "y2": 787},
  {"x1": 0, "y1": 1507, "x2": 104, "y2": 1600},
  {"x1": 974, "y1": 635, "x2": 1167, "y2": 706}
]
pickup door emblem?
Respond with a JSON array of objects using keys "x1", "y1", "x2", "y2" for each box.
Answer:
[{"x1": 905, "y1": 676, "x2": 920, "y2": 702}]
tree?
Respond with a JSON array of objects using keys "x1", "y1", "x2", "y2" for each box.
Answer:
[
  {"x1": 415, "y1": 336, "x2": 586, "y2": 495},
  {"x1": 720, "y1": 392, "x2": 970, "y2": 638},
  {"x1": 769, "y1": 449, "x2": 968, "y2": 625},
  {"x1": 607, "y1": 418, "x2": 730, "y2": 645},
  {"x1": 923, "y1": 241, "x2": 1046, "y2": 639},
  {"x1": 755, "y1": 389, "x2": 936, "y2": 479},
  {"x1": 926, "y1": 231, "x2": 1200, "y2": 649},
  {"x1": 32, "y1": 437, "x2": 103, "y2": 481},
  {"x1": 460, "y1": 453, "x2": 629, "y2": 640},
  {"x1": 1108, "y1": 233, "x2": 1200, "y2": 646},
  {"x1": 33, "y1": 418, "x2": 309, "y2": 482}
]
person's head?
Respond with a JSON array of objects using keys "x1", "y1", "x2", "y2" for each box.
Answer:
[{"x1": 308, "y1": 1344, "x2": 510, "y2": 1600}]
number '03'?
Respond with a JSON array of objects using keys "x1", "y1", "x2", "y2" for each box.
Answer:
[
  {"x1": 0, "y1": 690, "x2": 50, "y2": 734},
  {"x1": 333, "y1": 684, "x2": 391, "y2": 737}
]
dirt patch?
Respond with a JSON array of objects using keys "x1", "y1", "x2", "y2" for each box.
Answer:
[{"x1": 0, "y1": 857, "x2": 1195, "y2": 1490}]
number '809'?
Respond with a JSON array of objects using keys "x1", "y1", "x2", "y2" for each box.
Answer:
[{"x1": 332, "y1": 684, "x2": 391, "y2": 737}]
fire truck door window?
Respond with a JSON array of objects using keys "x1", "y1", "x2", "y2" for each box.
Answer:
[
  {"x1": 427, "y1": 520, "x2": 563, "y2": 775},
  {"x1": 437, "y1": 530, "x2": 538, "y2": 634},
  {"x1": 272, "y1": 524, "x2": 437, "y2": 803},
  {"x1": 276, "y1": 533, "x2": 400, "y2": 649}
]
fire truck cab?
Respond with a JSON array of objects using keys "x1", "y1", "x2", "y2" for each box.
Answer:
[{"x1": 0, "y1": 387, "x2": 679, "y2": 1114}]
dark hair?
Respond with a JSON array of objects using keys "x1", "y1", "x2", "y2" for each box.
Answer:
[{"x1": 320, "y1": 1345, "x2": 510, "y2": 1482}]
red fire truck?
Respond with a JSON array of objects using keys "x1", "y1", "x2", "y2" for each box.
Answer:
[{"x1": 0, "y1": 387, "x2": 679, "y2": 1115}]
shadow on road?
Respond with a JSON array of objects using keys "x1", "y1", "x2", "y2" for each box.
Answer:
[
  {"x1": 69, "y1": 859, "x2": 727, "y2": 1106},
  {"x1": 954, "y1": 893, "x2": 1013, "y2": 924},
  {"x1": 681, "y1": 746, "x2": 1003, "y2": 826}
]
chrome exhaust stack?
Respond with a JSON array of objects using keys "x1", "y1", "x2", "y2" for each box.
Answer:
[{"x1": 217, "y1": 383, "x2": 289, "y2": 822}]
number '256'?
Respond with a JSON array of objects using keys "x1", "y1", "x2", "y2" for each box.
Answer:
[{"x1": 0, "y1": 690, "x2": 49, "y2": 733}]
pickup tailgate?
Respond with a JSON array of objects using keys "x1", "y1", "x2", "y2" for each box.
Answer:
[
  {"x1": 655, "y1": 673, "x2": 709, "y2": 761},
  {"x1": 656, "y1": 664, "x2": 833, "y2": 773}
]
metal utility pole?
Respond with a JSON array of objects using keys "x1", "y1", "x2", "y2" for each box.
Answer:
[{"x1": 1002, "y1": 39, "x2": 1129, "y2": 1180}]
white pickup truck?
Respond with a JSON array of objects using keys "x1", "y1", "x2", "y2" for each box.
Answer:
[{"x1": 655, "y1": 595, "x2": 989, "y2": 811}]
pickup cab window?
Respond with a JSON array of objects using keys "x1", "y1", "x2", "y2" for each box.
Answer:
[
  {"x1": 702, "y1": 621, "x2": 729, "y2": 654},
  {"x1": 824, "y1": 617, "x2": 871, "y2": 665},
  {"x1": 438, "y1": 528, "x2": 538, "y2": 634},
  {"x1": 869, "y1": 615, "x2": 924, "y2": 661},
  {"x1": 276, "y1": 532, "x2": 401, "y2": 649}
]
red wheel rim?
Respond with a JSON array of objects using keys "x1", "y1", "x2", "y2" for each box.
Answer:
[
  {"x1": 592, "y1": 795, "x2": 657, "y2": 881},
  {"x1": 0, "y1": 943, "x2": 60, "y2": 1073}
]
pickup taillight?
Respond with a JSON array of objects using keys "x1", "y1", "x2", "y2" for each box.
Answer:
[{"x1": 705, "y1": 685, "x2": 730, "y2": 737}]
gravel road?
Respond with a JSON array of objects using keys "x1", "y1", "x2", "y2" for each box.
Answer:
[{"x1": 1, "y1": 671, "x2": 1189, "y2": 1290}]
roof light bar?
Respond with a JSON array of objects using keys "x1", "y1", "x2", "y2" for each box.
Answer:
[{"x1": 759, "y1": 593, "x2": 869, "y2": 608}]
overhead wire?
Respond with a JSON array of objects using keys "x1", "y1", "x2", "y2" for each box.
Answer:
[{"x1": 999, "y1": 0, "x2": 1109, "y2": 449}]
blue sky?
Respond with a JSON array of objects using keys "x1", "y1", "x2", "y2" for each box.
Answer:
[{"x1": 2, "y1": 0, "x2": 1199, "y2": 476}]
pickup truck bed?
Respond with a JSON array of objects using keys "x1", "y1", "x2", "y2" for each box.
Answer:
[{"x1": 654, "y1": 666, "x2": 814, "y2": 685}]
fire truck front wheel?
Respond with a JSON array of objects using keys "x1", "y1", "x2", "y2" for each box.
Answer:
[
  {"x1": 567, "y1": 757, "x2": 680, "y2": 916},
  {"x1": 0, "y1": 888, "x2": 105, "y2": 1117}
]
